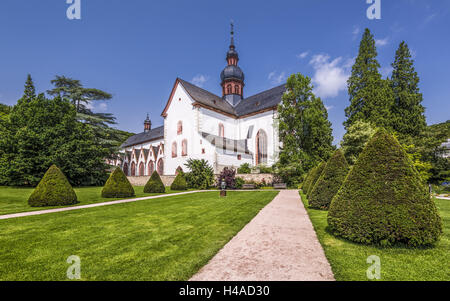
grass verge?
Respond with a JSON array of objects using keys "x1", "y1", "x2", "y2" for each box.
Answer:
[
  {"x1": 300, "y1": 191, "x2": 450, "y2": 281},
  {"x1": 0, "y1": 186, "x2": 194, "y2": 215}
]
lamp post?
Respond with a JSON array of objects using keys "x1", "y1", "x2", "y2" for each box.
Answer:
[{"x1": 220, "y1": 179, "x2": 227, "y2": 197}]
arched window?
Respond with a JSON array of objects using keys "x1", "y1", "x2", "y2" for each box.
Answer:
[
  {"x1": 148, "y1": 161, "x2": 154, "y2": 175},
  {"x1": 227, "y1": 84, "x2": 232, "y2": 94},
  {"x1": 172, "y1": 142, "x2": 177, "y2": 158},
  {"x1": 131, "y1": 162, "x2": 136, "y2": 176},
  {"x1": 218, "y1": 123, "x2": 224, "y2": 137},
  {"x1": 157, "y1": 159, "x2": 164, "y2": 175},
  {"x1": 139, "y1": 162, "x2": 144, "y2": 176},
  {"x1": 177, "y1": 121, "x2": 183, "y2": 135},
  {"x1": 182, "y1": 139, "x2": 188, "y2": 156},
  {"x1": 123, "y1": 162, "x2": 129, "y2": 176},
  {"x1": 256, "y1": 130, "x2": 268, "y2": 165},
  {"x1": 234, "y1": 85, "x2": 240, "y2": 94}
]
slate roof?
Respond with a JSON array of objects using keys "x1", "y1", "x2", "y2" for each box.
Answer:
[
  {"x1": 201, "y1": 132, "x2": 252, "y2": 154},
  {"x1": 178, "y1": 78, "x2": 285, "y2": 117},
  {"x1": 178, "y1": 79, "x2": 236, "y2": 115},
  {"x1": 120, "y1": 126, "x2": 164, "y2": 148}
]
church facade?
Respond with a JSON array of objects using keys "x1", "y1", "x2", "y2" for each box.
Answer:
[{"x1": 119, "y1": 27, "x2": 286, "y2": 176}]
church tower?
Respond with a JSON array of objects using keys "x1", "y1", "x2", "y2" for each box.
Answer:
[{"x1": 220, "y1": 22, "x2": 245, "y2": 106}]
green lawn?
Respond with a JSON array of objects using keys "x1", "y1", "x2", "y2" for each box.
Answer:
[
  {"x1": 300, "y1": 191, "x2": 450, "y2": 281},
  {"x1": 0, "y1": 190, "x2": 278, "y2": 280},
  {"x1": 0, "y1": 186, "x2": 195, "y2": 215}
]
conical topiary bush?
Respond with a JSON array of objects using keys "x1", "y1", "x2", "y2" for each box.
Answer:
[
  {"x1": 306, "y1": 162, "x2": 326, "y2": 199},
  {"x1": 144, "y1": 171, "x2": 165, "y2": 193},
  {"x1": 328, "y1": 129, "x2": 443, "y2": 247},
  {"x1": 28, "y1": 165, "x2": 78, "y2": 207},
  {"x1": 170, "y1": 173, "x2": 187, "y2": 191},
  {"x1": 301, "y1": 168, "x2": 313, "y2": 191},
  {"x1": 309, "y1": 150, "x2": 349, "y2": 210},
  {"x1": 101, "y1": 167, "x2": 135, "y2": 198}
]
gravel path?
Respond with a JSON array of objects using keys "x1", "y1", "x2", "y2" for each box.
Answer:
[{"x1": 190, "y1": 190, "x2": 335, "y2": 281}]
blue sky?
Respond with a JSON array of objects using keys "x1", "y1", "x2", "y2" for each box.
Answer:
[{"x1": 1, "y1": 0, "x2": 449, "y2": 144}]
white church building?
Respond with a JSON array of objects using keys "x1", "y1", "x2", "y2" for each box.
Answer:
[{"x1": 119, "y1": 27, "x2": 286, "y2": 176}]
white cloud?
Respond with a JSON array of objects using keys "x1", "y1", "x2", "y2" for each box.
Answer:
[
  {"x1": 309, "y1": 54, "x2": 350, "y2": 98},
  {"x1": 375, "y1": 37, "x2": 389, "y2": 47},
  {"x1": 98, "y1": 102, "x2": 108, "y2": 112},
  {"x1": 86, "y1": 102, "x2": 108, "y2": 112},
  {"x1": 192, "y1": 74, "x2": 208, "y2": 87},
  {"x1": 380, "y1": 66, "x2": 394, "y2": 78},
  {"x1": 268, "y1": 71, "x2": 286, "y2": 85},
  {"x1": 296, "y1": 51, "x2": 309, "y2": 59},
  {"x1": 325, "y1": 105, "x2": 334, "y2": 111},
  {"x1": 352, "y1": 26, "x2": 361, "y2": 40}
]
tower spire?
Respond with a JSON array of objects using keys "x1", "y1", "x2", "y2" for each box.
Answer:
[
  {"x1": 230, "y1": 20, "x2": 234, "y2": 48},
  {"x1": 220, "y1": 21, "x2": 245, "y2": 106}
]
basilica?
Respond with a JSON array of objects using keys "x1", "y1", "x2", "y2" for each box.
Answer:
[{"x1": 119, "y1": 27, "x2": 286, "y2": 176}]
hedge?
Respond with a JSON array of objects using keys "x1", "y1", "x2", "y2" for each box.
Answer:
[
  {"x1": 144, "y1": 171, "x2": 165, "y2": 193},
  {"x1": 101, "y1": 167, "x2": 135, "y2": 198},
  {"x1": 309, "y1": 150, "x2": 349, "y2": 210},
  {"x1": 28, "y1": 165, "x2": 78, "y2": 207},
  {"x1": 327, "y1": 129, "x2": 443, "y2": 247}
]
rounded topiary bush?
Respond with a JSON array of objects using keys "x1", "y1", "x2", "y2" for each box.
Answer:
[
  {"x1": 170, "y1": 173, "x2": 187, "y2": 191},
  {"x1": 309, "y1": 150, "x2": 349, "y2": 210},
  {"x1": 28, "y1": 165, "x2": 78, "y2": 207},
  {"x1": 327, "y1": 130, "x2": 443, "y2": 247},
  {"x1": 144, "y1": 171, "x2": 165, "y2": 193},
  {"x1": 101, "y1": 167, "x2": 135, "y2": 198},
  {"x1": 306, "y1": 162, "x2": 326, "y2": 199}
]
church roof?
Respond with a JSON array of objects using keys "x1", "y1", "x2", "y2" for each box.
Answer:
[
  {"x1": 173, "y1": 78, "x2": 286, "y2": 118},
  {"x1": 234, "y1": 84, "x2": 286, "y2": 117},
  {"x1": 120, "y1": 126, "x2": 164, "y2": 148},
  {"x1": 177, "y1": 79, "x2": 236, "y2": 115}
]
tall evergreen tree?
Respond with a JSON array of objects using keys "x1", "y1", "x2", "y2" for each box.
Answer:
[
  {"x1": 276, "y1": 73, "x2": 334, "y2": 185},
  {"x1": 47, "y1": 75, "x2": 132, "y2": 161},
  {"x1": 345, "y1": 28, "x2": 394, "y2": 130},
  {"x1": 23, "y1": 74, "x2": 36, "y2": 101},
  {"x1": 390, "y1": 41, "x2": 426, "y2": 139}
]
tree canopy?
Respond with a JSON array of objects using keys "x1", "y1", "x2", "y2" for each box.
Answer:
[
  {"x1": 0, "y1": 76, "x2": 110, "y2": 186},
  {"x1": 345, "y1": 28, "x2": 394, "y2": 130},
  {"x1": 276, "y1": 73, "x2": 334, "y2": 185}
]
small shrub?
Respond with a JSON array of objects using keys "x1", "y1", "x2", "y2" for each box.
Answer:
[
  {"x1": 28, "y1": 165, "x2": 78, "y2": 207},
  {"x1": 309, "y1": 150, "x2": 349, "y2": 210},
  {"x1": 258, "y1": 165, "x2": 273, "y2": 174},
  {"x1": 101, "y1": 167, "x2": 135, "y2": 198},
  {"x1": 237, "y1": 163, "x2": 251, "y2": 174},
  {"x1": 184, "y1": 159, "x2": 214, "y2": 189},
  {"x1": 144, "y1": 171, "x2": 165, "y2": 193},
  {"x1": 217, "y1": 167, "x2": 236, "y2": 189},
  {"x1": 235, "y1": 177, "x2": 245, "y2": 189},
  {"x1": 328, "y1": 129, "x2": 443, "y2": 247},
  {"x1": 170, "y1": 173, "x2": 187, "y2": 190}
]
